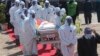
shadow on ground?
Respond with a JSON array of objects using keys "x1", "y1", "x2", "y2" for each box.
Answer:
[
  {"x1": 8, "y1": 51, "x2": 23, "y2": 56},
  {"x1": 3, "y1": 45, "x2": 18, "y2": 50},
  {"x1": 5, "y1": 41, "x2": 14, "y2": 45}
]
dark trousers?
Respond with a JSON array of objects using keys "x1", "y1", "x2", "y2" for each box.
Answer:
[
  {"x1": 84, "y1": 13, "x2": 92, "y2": 24},
  {"x1": 72, "y1": 15, "x2": 77, "y2": 24},
  {"x1": 96, "y1": 2, "x2": 100, "y2": 22},
  {"x1": 97, "y1": 12, "x2": 100, "y2": 22},
  {"x1": 55, "y1": 49, "x2": 63, "y2": 56},
  {"x1": 14, "y1": 37, "x2": 20, "y2": 46},
  {"x1": 5, "y1": 14, "x2": 14, "y2": 30}
]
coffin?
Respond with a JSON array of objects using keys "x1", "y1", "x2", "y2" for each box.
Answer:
[{"x1": 35, "y1": 19, "x2": 60, "y2": 44}]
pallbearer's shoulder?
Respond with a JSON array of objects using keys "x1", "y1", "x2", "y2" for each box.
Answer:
[
  {"x1": 71, "y1": 25, "x2": 76, "y2": 30},
  {"x1": 59, "y1": 25, "x2": 65, "y2": 30},
  {"x1": 37, "y1": 5, "x2": 42, "y2": 8},
  {"x1": 10, "y1": 6, "x2": 16, "y2": 10}
]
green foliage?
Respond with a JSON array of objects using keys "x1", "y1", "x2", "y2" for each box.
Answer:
[
  {"x1": 0, "y1": 3, "x2": 6, "y2": 13},
  {"x1": 0, "y1": 3, "x2": 6, "y2": 24},
  {"x1": 0, "y1": 13, "x2": 6, "y2": 23}
]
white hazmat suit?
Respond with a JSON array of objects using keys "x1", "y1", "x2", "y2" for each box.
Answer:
[
  {"x1": 60, "y1": 8, "x2": 66, "y2": 17},
  {"x1": 19, "y1": 8, "x2": 33, "y2": 56},
  {"x1": 9, "y1": 0, "x2": 20, "y2": 36},
  {"x1": 58, "y1": 16, "x2": 77, "y2": 56},
  {"x1": 14, "y1": 1, "x2": 25, "y2": 37},
  {"x1": 29, "y1": 0, "x2": 42, "y2": 19},
  {"x1": 54, "y1": 7, "x2": 62, "y2": 28},
  {"x1": 42, "y1": 0, "x2": 54, "y2": 22},
  {"x1": 23, "y1": 10, "x2": 38, "y2": 56}
]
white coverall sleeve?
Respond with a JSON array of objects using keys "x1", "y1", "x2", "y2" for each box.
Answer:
[
  {"x1": 40, "y1": 8, "x2": 45, "y2": 20},
  {"x1": 28, "y1": 6, "x2": 32, "y2": 11},
  {"x1": 58, "y1": 29, "x2": 71, "y2": 46},
  {"x1": 14, "y1": 11, "x2": 17, "y2": 20},
  {"x1": 9, "y1": 8, "x2": 11, "y2": 16},
  {"x1": 39, "y1": 6, "x2": 43, "y2": 19},
  {"x1": 72, "y1": 28, "x2": 78, "y2": 53},
  {"x1": 31, "y1": 20, "x2": 37, "y2": 38},
  {"x1": 71, "y1": 28, "x2": 77, "y2": 45}
]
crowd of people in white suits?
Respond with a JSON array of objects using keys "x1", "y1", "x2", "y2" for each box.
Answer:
[
  {"x1": 9, "y1": 0, "x2": 100, "y2": 56},
  {"x1": 9, "y1": 0, "x2": 69, "y2": 56}
]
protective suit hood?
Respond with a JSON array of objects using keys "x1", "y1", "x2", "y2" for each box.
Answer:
[
  {"x1": 45, "y1": 0, "x2": 50, "y2": 8},
  {"x1": 23, "y1": 8, "x2": 28, "y2": 17},
  {"x1": 55, "y1": 7, "x2": 60, "y2": 12},
  {"x1": 32, "y1": 0, "x2": 38, "y2": 6},
  {"x1": 60, "y1": 8, "x2": 66, "y2": 16},
  {"x1": 15, "y1": 0, "x2": 20, "y2": 3},
  {"x1": 19, "y1": 1, "x2": 25, "y2": 9},
  {"x1": 45, "y1": 0, "x2": 49, "y2": 3},
  {"x1": 64, "y1": 16, "x2": 73, "y2": 26},
  {"x1": 15, "y1": 0, "x2": 20, "y2": 7},
  {"x1": 55, "y1": 7, "x2": 60, "y2": 16}
]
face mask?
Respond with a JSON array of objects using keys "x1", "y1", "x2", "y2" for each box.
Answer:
[
  {"x1": 45, "y1": 3, "x2": 49, "y2": 8},
  {"x1": 56, "y1": 11, "x2": 60, "y2": 16},
  {"x1": 67, "y1": 19, "x2": 72, "y2": 26},
  {"x1": 85, "y1": 34, "x2": 92, "y2": 39},
  {"x1": 21, "y1": 5, "x2": 25, "y2": 8},
  {"x1": 15, "y1": 2, "x2": 19, "y2": 7},
  {"x1": 64, "y1": 16, "x2": 73, "y2": 26},
  {"x1": 32, "y1": 1, "x2": 36, "y2": 5},
  {"x1": 23, "y1": 9, "x2": 28, "y2": 16}
]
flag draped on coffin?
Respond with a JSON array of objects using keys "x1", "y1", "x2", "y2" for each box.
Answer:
[{"x1": 35, "y1": 18, "x2": 43, "y2": 28}]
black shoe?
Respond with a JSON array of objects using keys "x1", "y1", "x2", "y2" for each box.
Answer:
[
  {"x1": 55, "y1": 49, "x2": 63, "y2": 56},
  {"x1": 13, "y1": 39, "x2": 20, "y2": 46}
]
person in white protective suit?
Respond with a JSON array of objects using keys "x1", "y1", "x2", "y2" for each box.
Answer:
[
  {"x1": 28, "y1": 0, "x2": 42, "y2": 19},
  {"x1": 54, "y1": 7, "x2": 62, "y2": 29},
  {"x1": 19, "y1": 8, "x2": 31, "y2": 56},
  {"x1": 14, "y1": 1, "x2": 25, "y2": 46},
  {"x1": 60, "y1": 8, "x2": 66, "y2": 23},
  {"x1": 9, "y1": 0, "x2": 20, "y2": 46},
  {"x1": 9, "y1": 0, "x2": 20, "y2": 25},
  {"x1": 24, "y1": 10, "x2": 38, "y2": 56},
  {"x1": 58, "y1": 16, "x2": 77, "y2": 56},
  {"x1": 60, "y1": 8, "x2": 66, "y2": 17},
  {"x1": 41, "y1": 0, "x2": 54, "y2": 22}
]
